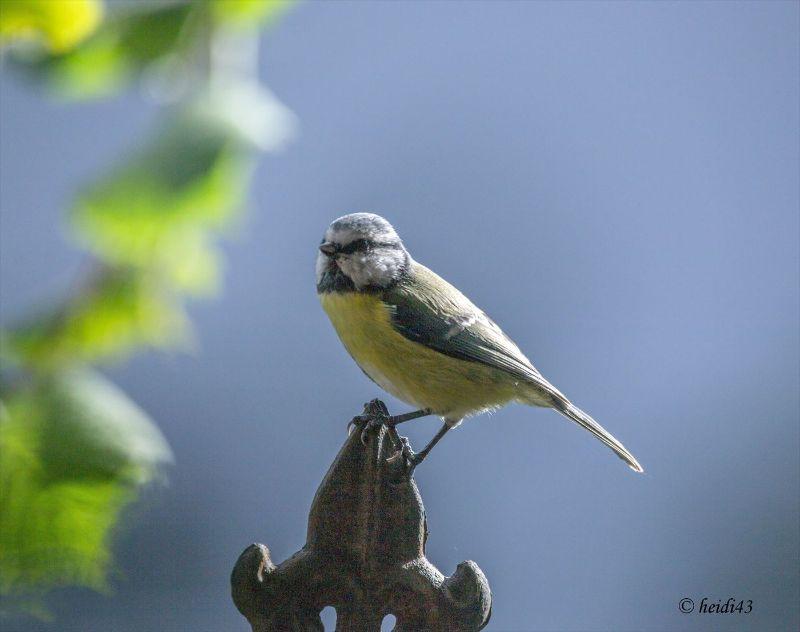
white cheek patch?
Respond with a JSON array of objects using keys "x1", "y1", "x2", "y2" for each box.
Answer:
[
  {"x1": 315, "y1": 252, "x2": 330, "y2": 285},
  {"x1": 335, "y1": 257, "x2": 358, "y2": 284},
  {"x1": 337, "y1": 249, "x2": 405, "y2": 289}
]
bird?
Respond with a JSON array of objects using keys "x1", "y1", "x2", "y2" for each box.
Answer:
[{"x1": 316, "y1": 212, "x2": 643, "y2": 473}]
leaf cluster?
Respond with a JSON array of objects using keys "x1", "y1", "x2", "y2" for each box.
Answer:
[{"x1": 0, "y1": 0, "x2": 294, "y2": 616}]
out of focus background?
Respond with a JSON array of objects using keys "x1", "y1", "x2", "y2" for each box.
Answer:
[{"x1": 1, "y1": 1, "x2": 798, "y2": 631}]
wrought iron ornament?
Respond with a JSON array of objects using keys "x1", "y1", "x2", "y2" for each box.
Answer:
[{"x1": 231, "y1": 400, "x2": 492, "y2": 631}]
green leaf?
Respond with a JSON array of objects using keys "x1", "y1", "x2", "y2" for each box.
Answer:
[
  {"x1": 10, "y1": 2, "x2": 194, "y2": 100},
  {"x1": 0, "y1": 0, "x2": 104, "y2": 54},
  {"x1": 4, "y1": 267, "x2": 191, "y2": 369},
  {"x1": 157, "y1": 229, "x2": 224, "y2": 295},
  {"x1": 72, "y1": 111, "x2": 252, "y2": 292},
  {"x1": 211, "y1": 0, "x2": 294, "y2": 29},
  {"x1": 0, "y1": 370, "x2": 172, "y2": 610}
]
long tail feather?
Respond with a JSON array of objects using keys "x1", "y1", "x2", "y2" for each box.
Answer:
[{"x1": 552, "y1": 400, "x2": 643, "y2": 473}]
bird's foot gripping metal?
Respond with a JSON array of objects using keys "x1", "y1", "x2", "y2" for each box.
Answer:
[
  {"x1": 347, "y1": 399, "x2": 391, "y2": 446},
  {"x1": 386, "y1": 433, "x2": 422, "y2": 470},
  {"x1": 349, "y1": 400, "x2": 425, "y2": 470},
  {"x1": 232, "y1": 402, "x2": 492, "y2": 631}
]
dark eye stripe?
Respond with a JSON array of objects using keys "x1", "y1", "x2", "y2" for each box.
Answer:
[{"x1": 338, "y1": 238, "x2": 370, "y2": 254}]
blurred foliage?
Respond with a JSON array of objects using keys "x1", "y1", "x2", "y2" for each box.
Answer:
[
  {"x1": 212, "y1": 0, "x2": 294, "y2": 28},
  {"x1": 0, "y1": 0, "x2": 103, "y2": 53},
  {"x1": 0, "y1": 371, "x2": 171, "y2": 615},
  {"x1": 72, "y1": 112, "x2": 252, "y2": 284},
  {"x1": 7, "y1": 0, "x2": 294, "y2": 100},
  {"x1": 11, "y1": 2, "x2": 194, "y2": 99},
  {"x1": 0, "y1": 0, "x2": 295, "y2": 619},
  {"x1": 4, "y1": 268, "x2": 191, "y2": 369}
]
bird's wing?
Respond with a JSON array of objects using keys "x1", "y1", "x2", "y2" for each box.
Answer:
[
  {"x1": 384, "y1": 263, "x2": 643, "y2": 472},
  {"x1": 383, "y1": 262, "x2": 563, "y2": 400}
]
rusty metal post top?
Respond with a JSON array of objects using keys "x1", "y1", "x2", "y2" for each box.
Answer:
[{"x1": 231, "y1": 400, "x2": 492, "y2": 631}]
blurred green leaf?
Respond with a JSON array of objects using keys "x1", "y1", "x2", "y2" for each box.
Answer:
[
  {"x1": 11, "y1": 2, "x2": 194, "y2": 99},
  {"x1": 0, "y1": 370, "x2": 171, "y2": 608},
  {"x1": 0, "y1": 0, "x2": 103, "y2": 53},
  {"x1": 10, "y1": 1, "x2": 296, "y2": 100},
  {"x1": 158, "y1": 229, "x2": 224, "y2": 295},
  {"x1": 211, "y1": 0, "x2": 294, "y2": 28},
  {"x1": 1, "y1": 0, "x2": 297, "y2": 620},
  {"x1": 71, "y1": 112, "x2": 252, "y2": 294},
  {"x1": 4, "y1": 268, "x2": 191, "y2": 369}
]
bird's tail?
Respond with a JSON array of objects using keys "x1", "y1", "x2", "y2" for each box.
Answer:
[{"x1": 550, "y1": 398, "x2": 643, "y2": 473}]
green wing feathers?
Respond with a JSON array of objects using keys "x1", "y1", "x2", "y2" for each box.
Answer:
[
  {"x1": 384, "y1": 261, "x2": 643, "y2": 472},
  {"x1": 384, "y1": 263, "x2": 545, "y2": 383}
]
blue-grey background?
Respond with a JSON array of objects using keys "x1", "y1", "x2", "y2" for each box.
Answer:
[{"x1": 1, "y1": 1, "x2": 798, "y2": 630}]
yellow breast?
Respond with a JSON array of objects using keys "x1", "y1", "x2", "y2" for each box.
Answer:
[{"x1": 319, "y1": 291, "x2": 519, "y2": 420}]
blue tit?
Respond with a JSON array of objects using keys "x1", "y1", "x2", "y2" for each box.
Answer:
[{"x1": 316, "y1": 212, "x2": 643, "y2": 472}]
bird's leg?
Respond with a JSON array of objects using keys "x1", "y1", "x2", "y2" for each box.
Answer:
[
  {"x1": 386, "y1": 408, "x2": 433, "y2": 427},
  {"x1": 349, "y1": 404, "x2": 433, "y2": 443},
  {"x1": 387, "y1": 422, "x2": 452, "y2": 470},
  {"x1": 412, "y1": 423, "x2": 451, "y2": 464}
]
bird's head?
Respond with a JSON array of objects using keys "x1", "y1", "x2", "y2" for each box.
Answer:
[{"x1": 316, "y1": 213, "x2": 410, "y2": 292}]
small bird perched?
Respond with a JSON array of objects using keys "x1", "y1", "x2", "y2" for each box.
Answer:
[{"x1": 316, "y1": 213, "x2": 643, "y2": 472}]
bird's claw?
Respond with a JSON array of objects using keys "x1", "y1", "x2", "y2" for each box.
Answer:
[
  {"x1": 347, "y1": 399, "x2": 390, "y2": 445},
  {"x1": 386, "y1": 436, "x2": 422, "y2": 470},
  {"x1": 347, "y1": 414, "x2": 368, "y2": 436},
  {"x1": 359, "y1": 417, "x2": 385, "y2": 446}
]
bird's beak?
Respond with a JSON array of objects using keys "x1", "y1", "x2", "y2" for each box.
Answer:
[{"x1": 319, "y1": 242, "x2": 338, "y2": 257}]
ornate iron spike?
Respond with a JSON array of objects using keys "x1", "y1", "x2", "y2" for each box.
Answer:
[{"x1": 231, "y1": 400, "x2": 492, "y2": 631}]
